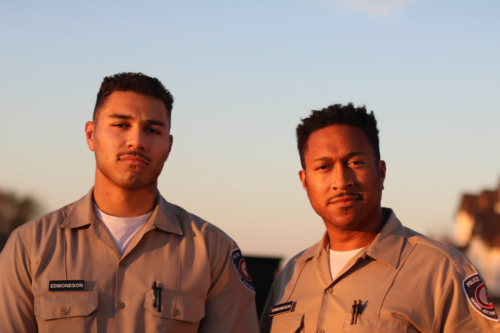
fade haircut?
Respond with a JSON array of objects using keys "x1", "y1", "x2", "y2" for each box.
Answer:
[
  {"x1": 93, "y1": 72, "x2": 174, "y2": 127},
  {"x1": 296, "y1": 103, "x2": 380, "y2": 169}
]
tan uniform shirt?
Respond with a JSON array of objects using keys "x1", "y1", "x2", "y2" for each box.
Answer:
[
  {"x1": 0, "y1": 189, "x2": 259, "y2": 333},
  {"x1": 260, "y1": 209, "x2": 500, "y2": 333}
]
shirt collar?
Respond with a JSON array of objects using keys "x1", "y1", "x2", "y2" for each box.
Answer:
[
  {"x1": 295, "y1": 208, "x2": 406, "y2": 269},
  {"x1": 61, "y1": 188, "x2": 184, "y2": 236}
]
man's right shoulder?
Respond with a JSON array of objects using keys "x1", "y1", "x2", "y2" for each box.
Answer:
[
  {"x1": 275, "y1": 242, "x2": 318, "y2": 285},
  {"x1": 9, "y1": 202, "x2": 76, "y2": 250}
]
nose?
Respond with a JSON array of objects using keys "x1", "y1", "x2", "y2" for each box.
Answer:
[
  {"x1": 126, "y1": 126, "x2": 147, "y2": 150},
  {"x1": 331, "y1": 163, "x2": 354, "y2": 191}
]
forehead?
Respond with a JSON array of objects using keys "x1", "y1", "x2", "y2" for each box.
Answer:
[
  {"x1": 305, "y1": 125, "x2": 372, "y2": 156},
  {"x1": 99, "y1": 91, "x2": 168, "y2": 121}
]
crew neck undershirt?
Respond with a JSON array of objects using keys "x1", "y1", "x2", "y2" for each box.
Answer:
[
  {"x1": 93, "y1": 203, "x2": 153, "y2": 254},
  {"x1": 329, "y1": 248, "x2": 364, "y2": 280}
]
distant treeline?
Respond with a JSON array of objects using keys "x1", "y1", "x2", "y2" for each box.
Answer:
[{"x1": 0, "y1": 190, "x2": 41, "y2": 252}]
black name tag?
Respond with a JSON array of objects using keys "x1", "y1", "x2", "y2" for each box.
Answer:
[
  {"x1": 49, "y1": 280, "x2": 85, "y2": 292},
  {"x1": 269, "y1": 301, "x2": 296, "y2": 317}
]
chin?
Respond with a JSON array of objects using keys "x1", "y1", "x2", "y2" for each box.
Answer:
[
  {"x1": 327, "y1": 212, "x2": 361, "y2": 230},
  {"x1": 113, "y1": 175, "x2": 152, "y2": 190},
  {"x1": 331, "y1": 220, "x2": 358, "y2": 230}
]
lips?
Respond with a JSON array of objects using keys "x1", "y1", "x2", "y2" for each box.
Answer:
[
  {"x1": 119, "y1": 155, "x2": 150, "y2": 166},
  {"x1": 328, "y1": 194, "x2": 362, "y2": 206}
]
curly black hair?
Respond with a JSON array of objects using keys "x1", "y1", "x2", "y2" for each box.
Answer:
[
  {"x1": 93, "y1": 72, "x2": 174, "y2": 127},
  {"x1": 296, "y1": 103, "x2": 380, "y2": 169}
]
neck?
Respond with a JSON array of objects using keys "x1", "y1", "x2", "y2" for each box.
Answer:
[
  {"x1": 93, "y1": 171, "x2": 158, "y2": 218},
  {"x1": 326, "y1": 208, "x2": 385, "y2": 251}
]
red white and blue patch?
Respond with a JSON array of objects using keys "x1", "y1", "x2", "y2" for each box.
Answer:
[
  {"x1": 463, "y1": 273, "x2": 499, "y2": 322},
  {"x1": 231, "y1": 248, "x2": 255, "y2": 293}
]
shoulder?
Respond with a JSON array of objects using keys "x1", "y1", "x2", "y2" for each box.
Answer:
[
  {"x1": 168, "y1": 202, "x2": 237, "y2": 249},
  {"x1": 275, "y1": 243, "x2": 316, "y2": 286},
  {"x1": 4, "y1": 202, "x2": 74, "y2": 256},
  {"x1": 12, "y1": 203, "x2": 73, "y2": 239},
  {"x1": 404, "y1": 226, "x2": 472, "y2": 270}
]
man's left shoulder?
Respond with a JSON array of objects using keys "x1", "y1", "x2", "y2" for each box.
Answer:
[
  {"x1": 404, "y1": 226, "x2": 472, "y2": 268},
  {"x1": 168, "y1": 202, "x2": 236, "y2": 248}
]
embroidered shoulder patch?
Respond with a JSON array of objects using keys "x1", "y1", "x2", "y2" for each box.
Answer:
[
  {"x1": 231, "y1": 248, "x2": 255, "y2": 293},
  {"x1": 463, "y1": 273, "x2": 499, "y2": 322}
]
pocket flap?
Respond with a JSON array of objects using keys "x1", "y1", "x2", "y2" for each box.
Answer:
[
  {"x1": 271, "y1": 313, "x2": 304, "y2": 332},
  {"x1": 343, "y1": 314, "x2": 407, "y2": 332},
  {"x1": 144, "y1": 289, "x2": 205, "y2": 323},
  {"x1": 34, "y1": 292, "x2": 98, "y2": 320}
]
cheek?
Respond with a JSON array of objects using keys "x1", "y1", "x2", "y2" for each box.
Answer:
[
  {"x1": 305, "y1": 177, "x2": 327, "y2": 200},
  {"x1": 152, "y1": 142, "x2": 171, "y2": 162}
]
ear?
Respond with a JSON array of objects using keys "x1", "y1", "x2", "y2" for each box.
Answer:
[
  {"x1": 378, "y1": 160, "x2": 386, "y2": 190},
  {"x1": 85, "y1": 121, "x2": 95, "y2": 151},
  {"x1": 164, "y1": 135, "x2": 174, "y2": 161},
  {"x1": 299, "y1": 169, "x2": 307, "y2": 191}
]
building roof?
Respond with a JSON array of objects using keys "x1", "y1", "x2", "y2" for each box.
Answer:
[{"x1": 458, "y1": 187, "x2": 500, "y2": 248}]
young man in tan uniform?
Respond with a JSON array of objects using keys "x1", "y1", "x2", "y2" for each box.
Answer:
[
  {"x1": 260, "y1": 104, "x2": 500, "y2": 333},
  {"x1": 0, "y1": 73, "x2": 259, "y2": 333}
]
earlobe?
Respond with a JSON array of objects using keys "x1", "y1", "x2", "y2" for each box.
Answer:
[
  {"x1": 165, "y1": 135, "x2": 173, "y2": 161},
  {"x1": 299, "y1": 170, "x2": 307, "y2": 190},
  {"x1": 379, "y1": 160, "x2": 387, "y2": 189},
  {"x1": 85, "y1": 121, "x2": 95, "y2": 151}
]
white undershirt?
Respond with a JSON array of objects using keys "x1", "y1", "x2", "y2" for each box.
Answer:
[
  {"x1": 329, "y1": 248, "x2": 363, "y2": 280},
  {"x1": 93, "y1": 204, "x2": 153, "y2": 254}
]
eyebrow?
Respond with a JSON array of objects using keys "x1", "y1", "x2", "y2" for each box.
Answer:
[
  {"x1": 107, "y1": 114, "x2": 167, "y2": 127},
  {"x1": 108, "y1": 113, "x2": 133, "y2": 120},
  {"x1": 145, "y1": 119, "x2": 167, "y2": 127},
  {"x1": 312, "y1": 152, "x2": 366, "y2": 162}
]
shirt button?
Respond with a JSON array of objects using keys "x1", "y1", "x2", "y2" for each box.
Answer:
[
  {"x1": 117, "y1": 302, "x2": 125, "y2": 309},
  {"x1": 326, "y1": 287, "x2": 333, "y2": 294},
  {"x1": 172, "y1": 308, "x2": 180, "y2": 316},
  {"x1": 119, "y1": 261, "x2": 126, "y2": 267},
  {"x1": 61, "y1": 308, "x2": 69, "y2": 315},
  {"x1": 318, "y1": 330, "x2": 325, "y2": 333}
]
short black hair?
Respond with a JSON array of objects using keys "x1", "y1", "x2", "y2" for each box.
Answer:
[
  {"x1": 296, "y1": 103, "x2": 380, "y2": 169},
  {"x1": 93, "y1": 72, "x2": 174, "y2": 126}
]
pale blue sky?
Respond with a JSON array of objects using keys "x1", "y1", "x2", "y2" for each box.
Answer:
[{"x1": 1, "y1": 0, "x2": 499, "y2": 260}]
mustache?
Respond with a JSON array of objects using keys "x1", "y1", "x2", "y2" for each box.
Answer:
[
  {"x1": 117, "y1": 151, "x2": 152, "y2": 163},
  {"x1": 328, "y1": 191, "x2": 362, "y2": 202}
]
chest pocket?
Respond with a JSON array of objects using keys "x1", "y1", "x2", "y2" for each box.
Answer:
[
  {"x1": 270, "y1": 313, "x2": 304, "y2": 333},
  {"x1": 34, "y1": 291, "x2": 98, "y2": 333},
  {"x1": 342, "y1": 314, "x2": 407, "y2": 333},
  {"x1": 144, "y1": 289, "x2": 205, "y2": 333}
]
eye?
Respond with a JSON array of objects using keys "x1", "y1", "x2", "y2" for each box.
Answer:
[
  {"x1": 113, "y1": 123, "x2": 129, "y2": 128},
  {"x1": 145, "y1": 127, "x2": 161, "y2": 134},
  {"x1": 349, "y1": 160, "x2": 364, "y2": 166},
  {"x1": 316, "y1": 164, "x2": 330, "y2": 171}
]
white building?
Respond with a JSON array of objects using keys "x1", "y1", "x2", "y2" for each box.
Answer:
[{"x1": 455, "y1": 184, "x2": 500, "y2": 297}]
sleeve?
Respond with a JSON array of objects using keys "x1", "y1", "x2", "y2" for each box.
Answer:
[
  {"x1": 259, "y1": 280, "x2": 277, "y2": 333},
  {"x1": 0, "y1": 228, "x2": 37, "y2": 332},
  {"x1": 198, "y1": 233, "x2": 260, "y2": 333},
  {"x1": 434, "y1": 266, "x2": 500, "y2": 333}
]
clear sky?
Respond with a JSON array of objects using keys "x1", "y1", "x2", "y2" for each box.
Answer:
[{"x1": 1, "y1": 0, "x2": 499, "y2": 262}]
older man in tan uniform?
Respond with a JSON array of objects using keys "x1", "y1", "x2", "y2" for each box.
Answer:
[
  {"x1": 260, "y1": 104, "x2": 500, "y2": 333},
  {"x1": 0, "y1": 73, "x2": 259, "y2": 333}
]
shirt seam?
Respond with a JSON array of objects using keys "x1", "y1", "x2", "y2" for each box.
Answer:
[
  {"x1": 16, "y1": 229, "x2": 33, "y2": 282},
  {"x1": 406, "y1": 238, "x2": 460, "y2": 271},
  {"x1": 430, "y1": 266, "x2": 459, "y2": 332},
  {"x1": 376, "y1": 239, "x2": 416, "y2": 318}
]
